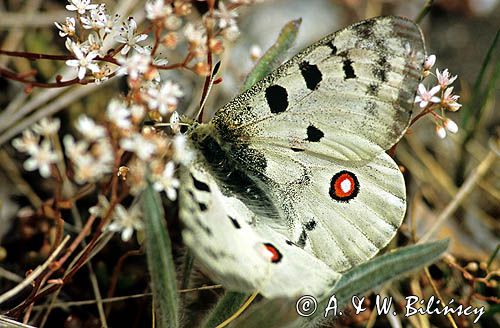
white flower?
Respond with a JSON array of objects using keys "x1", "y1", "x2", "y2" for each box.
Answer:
[
  {"x1": 107, "y1": 203, "x2": 143, "y2": 242},
  {"x1": 101, "y1": 8, "x2": 120, "y2": 35},
  {"x1": 117, "y1": 53, "x2": 150, "y2": 80},
  {"x1": 436, "y1": 125, "x2": 446, "y2": 139},
  {"x1": 66, "y1": 0, "x2": 98, "y2": 15},
  {"x1": 92, "y1": 63, "x2": 113, "y2": 84},
  {"x1": 54, "y1": 17, "x2": 76, "y2": 37},
  {"x1": 120, "y1": 133, "x2": 156, "y2": 160},
  {"x1": 153, "y1": 161, "x2": 180, "y2": 200},
  {"x1": 23, "y1": 140, "x2": 58, "y2": 178},
  {"x1": 74, "y1": 152, "x2": 113, "y2": 184},
  {"x1": 63, "y1": 135, "x2": 89, "y2": 160},
  {"x1": 106, "y1": 99, "x2": 131, "y2": 129},
  {"x1": 76, "y1": 115, "x2": 107, "y2": 140},
  {"x1": 146, "y1": 0, "x2": 172, "y2": 20},
  {"x1": 12, "y1": 130, "x2": 39, "y2": 154},
  {"x1": 115, "y1": 18, "x2": 148, "y2": 55},
  {"x1": 214, "y1": 2, "x2": 238, "y2": 29},
  {"x1": 184, "y1": 23, "x2": 206, "y2": 46},
  {"x1": 442, "y1": 87, "x2": 462, "y2": 111},
  {"x1": 436, "y1": 68, "x2": 458, "y2": 89},
  {"x1": 147, "y1": 81, "x2": 183, "y2": 115},
  {"x1": 250, "y1": 45, "x2": 262, "y2": 61},
  {"x1": 130, "y1": 104, "x2": 146, "y2": 121},
  {"x1": 153, "y1": 56, "x2": 169, "y2": 66},
  {"x1": 222, "y1": 24, "x2": 240, "y2": 41},
  {"x1": 80, "y1": 6, "x2": 107, "y2": 30},
  {"x1": 66, "y1": 42, "x2": 100, "y2": 80},
  {"x1": 423, "y1": 54, "x2": 436, "y2": 71},
  {"x1": 89, "y1": 195, "x2": 110, "y2": 217},
  {"x1": 444, "y1": 118, "x2": 458, "y2": 133},
  {"x1": 64, "y1": 135, "x2": 113, "y2": 183},
  {"x1": 32, "y1": 117, "x2": 60, "y2": 136},
  {"x1": 414, "y1": 83, "x2": 441, "y2": 108},
  {"x1": 85, "y1": 32, "x2": 104, "y2": 56}
]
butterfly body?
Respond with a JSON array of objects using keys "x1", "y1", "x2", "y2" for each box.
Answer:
[{"x1": 179, "y1": 16, "x2": 426, "y2": 298}]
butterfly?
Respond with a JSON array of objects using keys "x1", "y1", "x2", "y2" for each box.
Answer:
[{"x1": 178, "y1": 16, "x2": 426, "y2": 298}]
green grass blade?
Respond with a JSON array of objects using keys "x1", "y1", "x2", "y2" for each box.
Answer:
[
  {"x1": 328, "y1": 240, "x2": 449, "y2": 307},
  {"x1": 142, "y1": 181, "x2": 179, "y2": 328},
  {"x1": 415, "y1": 0, "x2": 434, "y2": 24},
  {"x1": 241, "y1": 19, "x2": 301, "y2": 92},
  {"x1": 230, "y1": 240, "x2": 449, "y2": 328},
  {"x1": 202, "y1": 292, "x2": 248, "y2": 328}
]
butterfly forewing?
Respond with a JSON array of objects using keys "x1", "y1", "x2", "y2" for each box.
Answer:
[{"x1": 211, "y1": 16, "x2": 425, "y2": 164}]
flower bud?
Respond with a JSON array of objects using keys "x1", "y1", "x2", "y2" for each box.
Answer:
[
  {"x1": 436, "y1": 125, "x2": 446, "y2": 139},
  {"x1": 444, "y1": 119, "x2": 458, "y2": 133}
]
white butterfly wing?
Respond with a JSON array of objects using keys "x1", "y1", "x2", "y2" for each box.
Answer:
[
  {"x1": 258, "y1": 149, "x2": 406, "y2": 271},
  {"x1": 188, "y1": 16, "x2": 423, "y2": 272},
  {"x1": 211, "y1": 16, "x2": 425, "y2": 163},
  {"x1": 179, "y1": 158, "x2": 341, "y2": 298}
]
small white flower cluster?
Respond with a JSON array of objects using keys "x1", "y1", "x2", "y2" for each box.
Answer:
[
  {"x1": 63, "y1": 116, "x2": 114, "y2": 184},
  {"x1": 57, "y1": 1, "x2": 125, "y2": 82},
  {"x1": 12, "y1": 118, "x2": 61, "y2": 178},
  {"x1": 90, "y1": 195, "x2": 143, "y2": 242},
  {"x1": 18, "y1": 0, "x2": 252, "y2": 243},
  {"x1": 415, "y1": 55, "x2": 462, "y2": 139}
]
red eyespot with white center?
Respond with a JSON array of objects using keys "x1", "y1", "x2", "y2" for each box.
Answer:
[
  {"x1": 261, "y1": 243, "x2": 282, "y2": 263},
  {"x1": 329, "y1": 170, "x2": 359, "y2": 202}
]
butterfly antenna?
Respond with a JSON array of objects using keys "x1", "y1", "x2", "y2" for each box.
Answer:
[{"x1": 196, "y1": 60, "x2": 221, "y2": 122}]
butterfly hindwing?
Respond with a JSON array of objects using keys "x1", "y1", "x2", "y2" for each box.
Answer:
[
  {"x1": 258, "y1": 150, "x2": 406, "y2": 271},
  {"x1": 179, "y1": 155, "x2": 341, "y2": 298}
]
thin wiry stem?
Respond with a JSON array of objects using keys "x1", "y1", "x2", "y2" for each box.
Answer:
[
  {"x1": 415, "y1": 0, "x2": 434, "y2": 24},
  {"x1": 419, "y1": 146, "x2": 498, "y2": 243}
]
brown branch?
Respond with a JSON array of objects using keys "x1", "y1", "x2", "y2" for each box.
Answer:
[{"x1": 0, "y1": 67, "x2": 86, "y2": 88}]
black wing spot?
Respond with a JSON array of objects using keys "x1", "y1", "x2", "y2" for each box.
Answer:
[
  {"x1": 299, "y1": 61, "x2": 322, "y2": 90},
  {"x1": 265, "y1": 85, "x2": 288, "y2": 113},
  {"x1": 195, "y1": 217, "x2": 212, "y2": 236},
  {"x1": 343, "y1": 58, "x2": 356, "y2": 79},
  {"x1": 328, "y1": 42, "x2": 337, "y2": 55},
  {"x1": 285, "y1": 240, "x2": 294, "y2": 246},
  {"x1": 297, "y1": 229, "x2": 307, "y2": 248},
  {"x1": 306, "y1": 125, "x2": 324, "y2": 142},
  {"x1": 368, "y1": 83, "x2": 380, "y2": 96},
  {"x1": 198, "y1": 202, "x2": 207, "y2": 211},
  {"x1": 373, "y1": 56, "x2": 390, "y2": 82},
  {"x1": 355, "y1": 19, "x2": 375, "y2": 39},
  {"x1": 305, "y1": 220, "x2": 317, "y2": 231},
  {"x1": 291, "y1": 147, "x2": 305, "y2": 152},
  {"x1": 191, "y1": 174, "x2": 210, "y2": 192},
  {"x1": 228, "y1": 216, "x2": 241, "y2": 229}
]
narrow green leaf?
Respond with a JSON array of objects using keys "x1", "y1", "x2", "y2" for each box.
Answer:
[
  {"x1": 328, "y1": 240, "x2": 449, "y2": 307},
  {"x1": 230, "y1": 240, "x2": 449, "y2": 328},
  {"x1": 142, "y1": 182, "x2": 179, "y2": 328},
  {"x1": 242, "y1": 19, "x2": 301, "y2": 92},
  {"x1": 203, "y1": 292, "x2": 248, "y2": 328}
]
